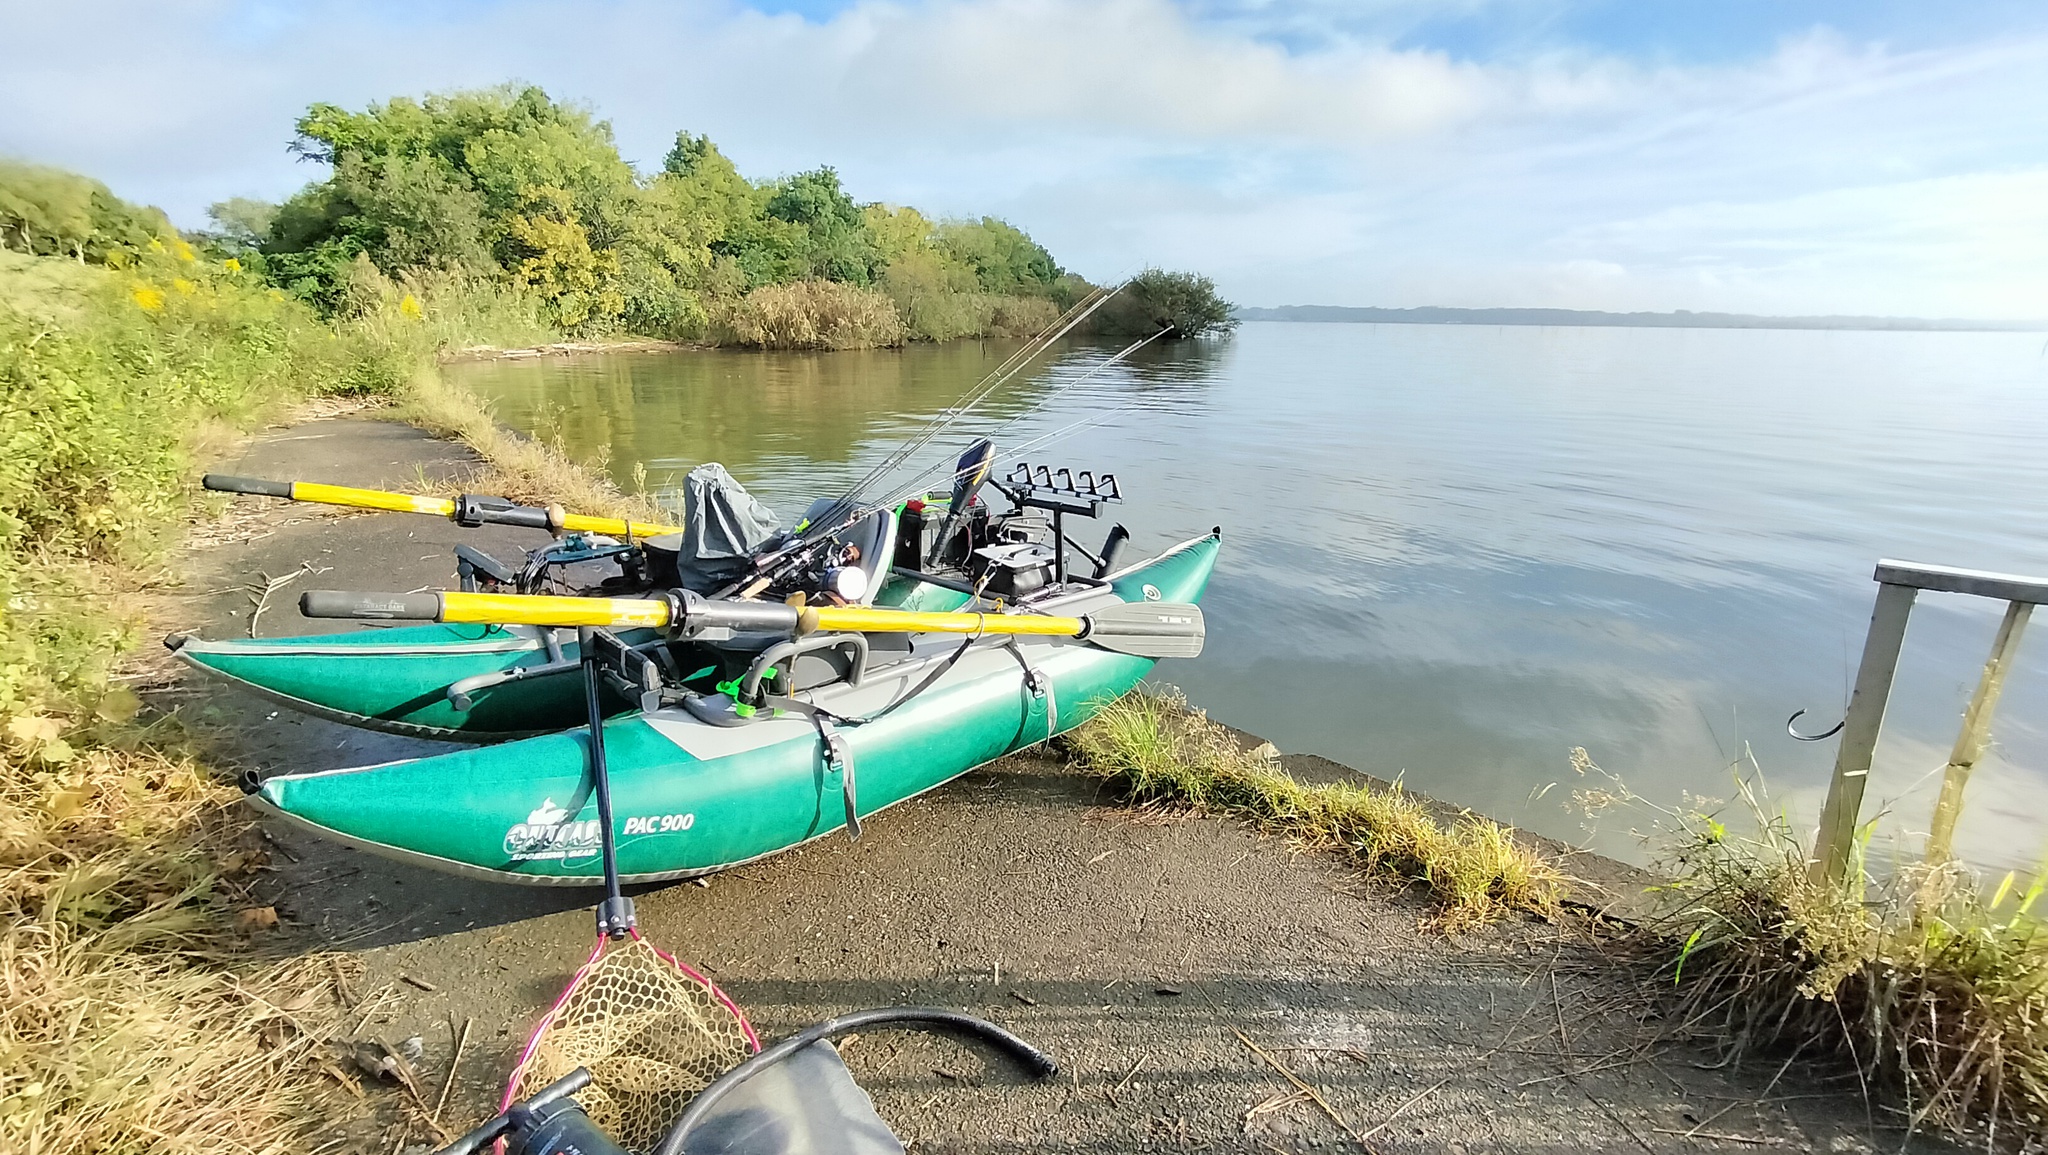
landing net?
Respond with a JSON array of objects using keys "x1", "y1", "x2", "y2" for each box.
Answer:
[{"x1": 503, "y1": 931, "x2": 758, "y2": 1151}]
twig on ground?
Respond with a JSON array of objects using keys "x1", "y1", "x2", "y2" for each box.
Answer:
[
  {"x1": 1107, "y1": 1055, "x2": 1146, "y2": 1107},
  {"x1": 434, "y1": 1017, "x2": 472, "y2": 1126},
  {"x1": 1358, "y1": 1079, "x2": 1447, "y2": 1142},
  {"x1": 1233, "y1": 1028, "x2": 1377, "y2": 1153},
  {"x1": 1650, "y1": 1128, "x2": 1785, "y2": 1146},
  {"x1": 246, "y1": 562, "x2": 326, "y2": 637}
]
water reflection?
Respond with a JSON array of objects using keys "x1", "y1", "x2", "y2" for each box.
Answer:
[
  {"x1": 450, "y1": 324, "x2": 2048, "y2": 872},
  {"x1": 454, "y1": 339, "x2": 1223, "y2": 517}
]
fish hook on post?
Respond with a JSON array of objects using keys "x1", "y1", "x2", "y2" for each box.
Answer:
[{"x1": 1786, "y1": 708, "x2": 1846, "y2": 742}]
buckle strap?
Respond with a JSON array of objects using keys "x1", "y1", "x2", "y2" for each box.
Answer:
[
  {"x1": 765, "y1": 695, "x2": 861, "y2": 840},
  {"x1": 1005, "y1": 642, "x2": 1059, "y2": 744}
]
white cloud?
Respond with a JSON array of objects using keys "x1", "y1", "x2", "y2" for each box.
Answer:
[{"x1": 1, "y1": 0, "x2": 2043, "y2": 317}]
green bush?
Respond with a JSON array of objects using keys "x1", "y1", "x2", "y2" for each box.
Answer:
[
  {"x1": 0, "y1": 235, "x2": 539, "y2": 718},
  {"x1": 245, "y1": 84, "x2": 1108, "y2": 346},
  {"x1": 1094, "y1": 268, "x2": 1237, "y2": 339},
  {"x1": 0, "y1": 161, "x2": 173, "y2": 263}
]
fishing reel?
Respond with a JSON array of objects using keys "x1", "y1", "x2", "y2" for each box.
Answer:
[
  {"x1": 772, "y1": 537, "x2": 871, "y2": 606},
  {"x1": 434, "y1": 1068, "x2": 627, "y2": 1155},
  {"x1": 455, "y1": 534, "x2": 648, "y2": 596}
]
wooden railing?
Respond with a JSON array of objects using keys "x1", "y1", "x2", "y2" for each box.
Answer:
[{"x1": 1810, "y1": 560, "x2": 2045, "y2": 883}]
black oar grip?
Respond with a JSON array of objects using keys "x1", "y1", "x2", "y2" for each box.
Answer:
[
  {"x1": 300, "y1": 590, "x2": 445, "y2": 621},
  {"x1": 203, "y1": 474, "x2": 292, "y2": 498}
]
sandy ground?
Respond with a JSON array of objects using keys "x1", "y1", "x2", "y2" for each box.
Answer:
[{"x1": 154, "y1": 415, "x2": 1951, "y2": 1154}]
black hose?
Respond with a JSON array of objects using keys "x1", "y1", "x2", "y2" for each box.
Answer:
[{"x1": 653, "y1": 1007, "x2": 1057, "y2": 1155}]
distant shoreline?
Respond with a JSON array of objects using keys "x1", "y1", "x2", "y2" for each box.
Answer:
[{"x1": 1234, "y1": 304, "x2": 2048, "y2": 333}]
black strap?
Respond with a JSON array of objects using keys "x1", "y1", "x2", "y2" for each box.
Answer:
[
  {"x1": 756, "y1": 634, "x2": 984, "y2": 843},
  {"x1": 762, "y1": 695, "x2": 860, "y2": 840},
  {"x1": 1002, "y1": 639, "x2": 1057, "y2": 744}
]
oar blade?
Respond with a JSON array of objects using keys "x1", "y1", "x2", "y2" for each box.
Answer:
[{"x1": 1078, "y1": 601, "x2": 1205, "y2": 658}]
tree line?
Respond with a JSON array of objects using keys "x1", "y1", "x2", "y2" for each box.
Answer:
[{"x1": 3, "y1": 84, "x2": 1233, "y2": 347}]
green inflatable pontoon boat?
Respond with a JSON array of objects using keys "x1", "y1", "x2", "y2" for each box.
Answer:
[
  {"x1": 246, "y1": 530, "x2": 1219, "y2": 885},
  {"x1": 166, "y1": 575, "x2": 971, "y2": 742}
]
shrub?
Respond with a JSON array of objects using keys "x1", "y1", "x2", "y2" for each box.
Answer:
[
  {"x1": 1650, "y1": 805, "x2": 2048, "y2": 1141},
  {"x1": 713, "y1": 279, "x2": 905, "y2": 350},
  {"x1": 1095, "y1": 268, "x2": 1237, "y2": 339}
]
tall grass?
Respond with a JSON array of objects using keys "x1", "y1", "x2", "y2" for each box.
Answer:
[
  {"x1": 1064, "y1": 689, "x2": 1560, "y2": 930},
  {"x1": 1633, "y1": 753, "x2": 2048, "y2": 1142},
  {"x1": 0, "y1": 247, "x2": 412, "y2": 1154},
  {"x1": 713, "y1": 279, "x2": 907, "y2": 350}
]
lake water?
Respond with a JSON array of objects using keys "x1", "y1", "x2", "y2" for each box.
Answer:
[{"x1": 447, "y1": 322, "x2": 2048, "y2": 872}]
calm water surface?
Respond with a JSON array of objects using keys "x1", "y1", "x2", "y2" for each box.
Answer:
[{"x1": 448, "y1": 323, "x2": 2048, "y2": 870}]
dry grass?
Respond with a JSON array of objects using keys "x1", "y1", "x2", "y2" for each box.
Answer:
[
  {"x1": 1635, "y1": 758, "x2": 2048, "y2": 1143},
  {"x1": 1063, "y1": 689, "x2": 1561, "y2": 930},
  {"x1": 1, "y1": 727, "x2": 357, "y2": 1154},
  {"x1": 714, "y1": 279, "x2": 907, "y2": 350}
]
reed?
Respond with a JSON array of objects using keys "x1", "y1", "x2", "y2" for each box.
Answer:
[
  {"x1": 1063, "y1": 689, "x2": 1560, "y2": 930},
  {"x1": 712, "y1": 279, "x2": 907, "y2": 350}
]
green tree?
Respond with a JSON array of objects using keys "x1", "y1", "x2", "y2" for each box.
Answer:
[
  {"x1": 0, "y1": 161, "x2": 169, "y2": 261},
  {"x1": 934, "y1": 217, "x2": 1060, "y2": 295},
  {"x1": 265, "y1": 85, "x2": 639, "y2": 328},
  {"x1": 762, "y1": 168, "x2": 880, "y2": 284},
  {"x1": 204, "y1": 197, "x2": 277, "y2": 251},
  {"x1": 1095, "y1": 269, "x2": 1236, "y2": 339}
]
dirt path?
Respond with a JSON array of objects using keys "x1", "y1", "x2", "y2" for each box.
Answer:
[{"x1": 161, "y1": 415, "x2": 1943, "y2": 1154}]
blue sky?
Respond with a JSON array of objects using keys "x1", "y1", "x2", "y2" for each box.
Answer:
[{"x1": 3, "y1": 0, "x2": 2044, "y2": 318}]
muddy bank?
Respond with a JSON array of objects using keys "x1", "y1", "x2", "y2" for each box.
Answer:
[{"x1": 160, "y1": 414, "x2": 1942, "y2": 1154}]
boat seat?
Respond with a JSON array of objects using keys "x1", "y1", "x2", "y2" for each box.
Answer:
[
  {"x1": 685, "y1": 630, "x2": 867, "y2": 694},
  {"x1": 796, "y1": 500, "x2": 894, "y2": 606},
  {"x1": 838, "y1": 507, "x2": 895, "y2": 605}
]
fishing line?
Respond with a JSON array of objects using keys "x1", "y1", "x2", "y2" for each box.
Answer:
[
  {"x1": 829, "y1": 290, "x2": 1103, "y2": 503},
  {"x1": 824, "y1": 284, "x2": 1122, "y2": 516},
  {"x1": 861, "y1": 327, "x2": 1170, "y2": 513}
]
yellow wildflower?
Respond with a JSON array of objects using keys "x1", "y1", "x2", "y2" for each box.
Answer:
[
  {"x1": 132, "y1": 286, "x2": 164, "y2": 312},
  {"x1": 146, "y1": 238, "x2": 165, "y2": 253},
  {"x1": 222, "y1": 257, "x2": 242, "y2": 273},
  {"x1": 172, "y1": 278, "x2": 197, "y2": 296},
  {"x1": 171, "y1": 238, "x2": 196, "y2": 262},
  {"x1": 398, "y1": 293, "x2": 423, "y2": 320}
]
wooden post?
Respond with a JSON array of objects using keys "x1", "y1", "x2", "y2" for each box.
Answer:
[
  {"x1": 1924, "y1": 600, "x2": 2033, "y2": 863},
  {"x1": 1809, "y1": 582, "x2": 1918, "y2": 885}
]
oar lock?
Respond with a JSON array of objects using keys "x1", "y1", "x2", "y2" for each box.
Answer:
[{"x1": 452, "y1": 492, "x2": 558, "y2": 532}]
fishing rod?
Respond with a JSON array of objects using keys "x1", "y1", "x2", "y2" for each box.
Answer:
[
  {"x1": 831, "y1": 284, "x2": 1113, "y2": 503},
  {"x1": 299, "y1": 587, "x2": 1206, "y2": 659},
  {"x1": 714, "y1": 306, "x2": 1160, "y2": 601},
  {"x1": 202, "y1": 475, "x2": 683, "y2": 539},
  {"x1": 862, "y1": 327, "x2": 1172, "y2": 515},
  {"x1": 818, "y1": 284, "x2": 1123, "y2": 528}
]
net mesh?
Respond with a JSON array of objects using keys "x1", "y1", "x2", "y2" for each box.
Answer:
[{"x1": 506, "y1": 933, "x2": 757, "y2": 1152}]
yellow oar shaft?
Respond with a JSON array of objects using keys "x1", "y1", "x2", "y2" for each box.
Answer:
[
  {"x1": 206, "y1": 473, "x2": 684, "y2": 537},
  {"x1": 291, "y1": 481, "x2": 456, "y2": 518},
  {"x1": 431, "y1": 592, "x2": 1084, "y2": 638},
  {"x1": 437, "y1": 591, "x2": 675, "y2": 628},
  {"x1": 300, "y1": 588, "x2": 1202, "y2": 658},
  {"x1": 311, "y1": 588, "x2": 1082, "y2": 638},
  {"x1": 556, "y1": 511, "x2": 681, "y2": 538}
]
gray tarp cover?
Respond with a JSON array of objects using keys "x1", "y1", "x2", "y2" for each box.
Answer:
[{"x1": 674, "y1": 463, "x2": 780, "y2": 588}]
